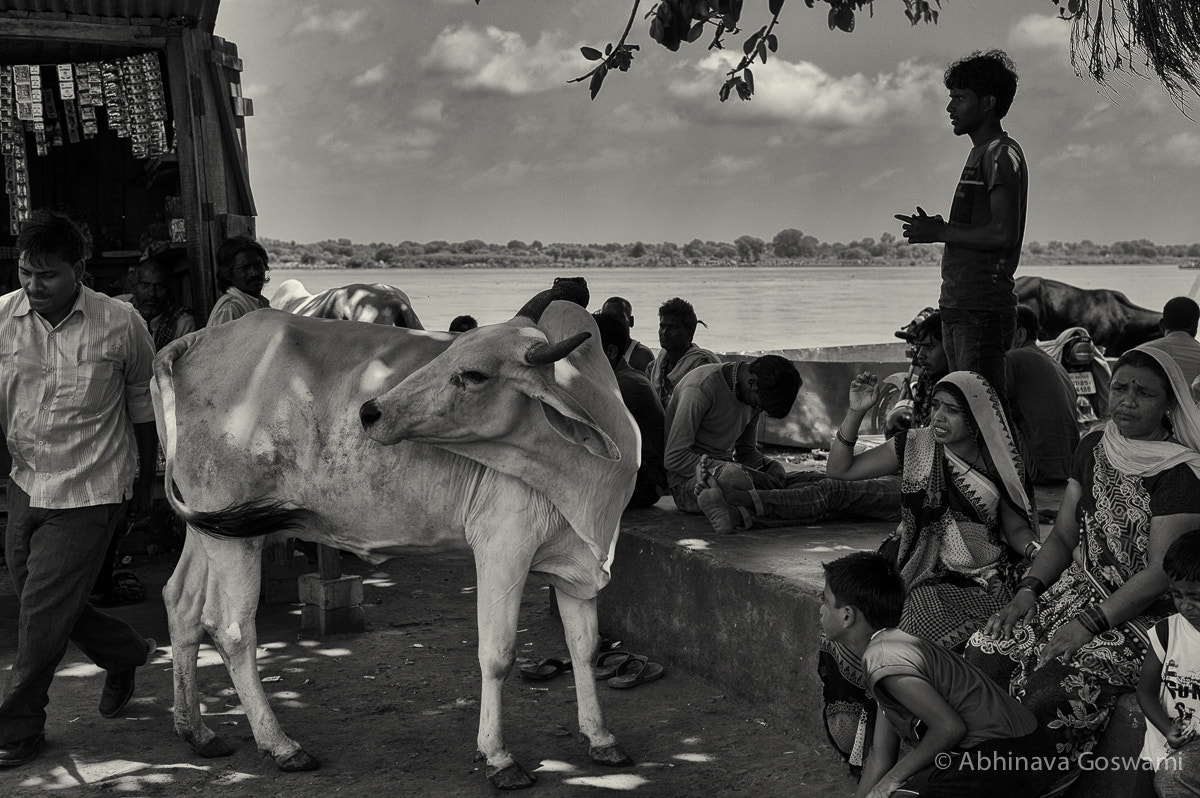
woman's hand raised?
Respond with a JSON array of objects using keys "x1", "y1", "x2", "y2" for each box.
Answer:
[{"x1": 848, "y1": 372, "x2": 880, "y2": 414}]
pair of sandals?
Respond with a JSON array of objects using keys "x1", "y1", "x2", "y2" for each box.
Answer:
[{"x1": 520, "y1": 649, "x2": 664, "y2": 689}]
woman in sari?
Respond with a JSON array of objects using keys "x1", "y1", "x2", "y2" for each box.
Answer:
[
  {"x1": 966, "y1": 346, "x2": 1200, "y2": 771},
  {"x1": 813, "y1": 370, "x2": 1040, "y2": 771}
]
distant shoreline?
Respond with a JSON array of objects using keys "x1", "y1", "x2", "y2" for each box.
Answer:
[{"x1": 265, "y1": 258, "x2": 1181, "y2": 270}]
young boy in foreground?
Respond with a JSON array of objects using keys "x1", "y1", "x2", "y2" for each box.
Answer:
[
  {"x1": 823, "y1": 552, "x2": 1061, "y2": 798},
  {"x1": 1138, "y1": 528, "x2": 1200, "y2": 796}
]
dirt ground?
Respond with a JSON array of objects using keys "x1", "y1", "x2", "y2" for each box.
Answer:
[{"x1": 0, "y1": 546, "x2": 856, "y2": 797}]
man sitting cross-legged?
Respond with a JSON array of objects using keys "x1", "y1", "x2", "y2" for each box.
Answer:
[{"x1": 663, "y1": 355, "x2": 801, "y2": 528}]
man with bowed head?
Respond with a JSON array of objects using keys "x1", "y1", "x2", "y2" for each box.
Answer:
[
  {"x1": 0, "y1": 210, "x2": 158, "y2": 767},
  {"x1": 896, "y1": 49, "x2": 1027, "y2": 402}
]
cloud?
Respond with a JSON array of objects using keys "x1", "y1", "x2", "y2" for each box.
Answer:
[
  {"x1": 667, "y1": 54, "x2": 943, "y2": 135},
  {"x1": 1037, "y1": 142, "x2": 1123, "y2": 171},
  {"x1": 292, "y1": 7, "x2": 369, "y2": 37},
  {"x1": 1008, "y1": 13, "x2": 1071, "y2": 51},
  {"x1": 411, "y1": 99, "x2": 445, "y2": 125},
  {"x1": 420, "y1": 24, "x2": 581, "y2": 96},
  {"x1": 352, "y1": 63, "x2": 388, "y2": 88},
  {"x1": 1139, "y1": 131, "x2": 1200, "y2": 168},
  {"x1": 700, "y1": 154, "x2": 760, "y2": 178},
  {"x1": 596, "y1": 103, "x2": 684, "y2": 134},
  {"x1": 316, "y1": 127, "x2": 441, "y2": 165}
]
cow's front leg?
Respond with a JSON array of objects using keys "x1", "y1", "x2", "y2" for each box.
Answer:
[
  {"x1": 199, "y1": 535, "x2": 318, "y2": 772},
  {"x1": 473, "y1": 540, "x2": 535, "y2": 789},
  {"x1": 555, "y1": 590, "x2": 632, "y2": 767},
  {"x1": 166, "y1": 530, "x2": 233, "y2": 758}
]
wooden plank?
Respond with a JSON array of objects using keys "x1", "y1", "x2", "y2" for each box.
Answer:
[
  {"x1": 166, "y1": 29, "x2": 216, "y2": 318},
  {"x1": 0, "y1": 18, "x2": 166, "y2": 46},
  {"x1": 206, "y1": 57, "x2": 256, "y2": 214}
]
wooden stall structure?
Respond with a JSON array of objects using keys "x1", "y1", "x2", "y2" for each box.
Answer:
[
  {"x1": 1, "y1": 0, "x2": 254, "y2": 311},
  {"x1": 1, "y1": 2, "x2": 363, "y2": 632}
]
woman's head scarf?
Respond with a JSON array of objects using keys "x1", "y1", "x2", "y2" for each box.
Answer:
[
  {"x1": 1102, "y1": 345, "x2": 1200, "y2": 480},
  {"x1": 932, "y1": 371, "x2": 1036, "y2": 527}
]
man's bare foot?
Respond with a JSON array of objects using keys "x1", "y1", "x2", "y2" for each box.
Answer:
[{"x1": 695, "y1": 456, "x2": 754, "y2": 533}]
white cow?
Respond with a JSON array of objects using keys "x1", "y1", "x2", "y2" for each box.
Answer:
[
  {"x1": 271, "y1": 278, "x2": 424, "y2": 328},
  {"x1": 154, "y1": 292, "x2": 638, "y2": 789}
]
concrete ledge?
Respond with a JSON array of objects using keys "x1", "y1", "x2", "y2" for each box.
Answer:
[{"x1": 598, "y1": 484, "x2": 1149, "y2": 798}]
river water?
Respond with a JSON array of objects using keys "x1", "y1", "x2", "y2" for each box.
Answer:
[{"x1": 264, "y1": 264, "x2": 1198, "y2": 353}]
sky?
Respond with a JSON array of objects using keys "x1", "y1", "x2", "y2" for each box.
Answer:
[{"x1": 214, "y1": 0, "x2": 1200, "y2": 248}]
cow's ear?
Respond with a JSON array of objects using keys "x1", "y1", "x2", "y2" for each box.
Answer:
[{"x1": 533, "y1": 384, "x2": 621, "y2": 461}]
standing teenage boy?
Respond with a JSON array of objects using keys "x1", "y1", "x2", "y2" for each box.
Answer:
[{"x1": 896, "y1": 50, "x2": 1027, "y2": 402}]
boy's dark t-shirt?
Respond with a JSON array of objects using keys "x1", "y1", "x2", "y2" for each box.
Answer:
[
  {"x1": 864, "y1": 628, "x2": 1036, "y2": 748},
  {"x1": 939, "y1": 133, "x2": 1028, "y2": 313}
]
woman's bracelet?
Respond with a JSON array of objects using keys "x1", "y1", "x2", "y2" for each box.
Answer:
[
  {"x1": 1076, "y1": 605, "x2": 1111, "y2": 636},
  {"x1": 1023, "y1": 540, "x2": 1042, "y2": 560},
  {"x1": 1014, "y1": 575, "x2": 1046, "y2": 597},
  {"x1": 834, "y1": 429, "x2": 857, "y2": 448}
]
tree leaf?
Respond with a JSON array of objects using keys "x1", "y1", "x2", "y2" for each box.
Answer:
[
  {"x1": 767, "y1": 34, "x2": 778, "y2": 52},
  {"x1": 743, "y1": 32, "x2": 759, "y2": 55},
  {"x1": 769, "y1": 0, "x2": 785, "y2": 16},
  {"x1": 757, "y1": 40, "x2": 767, "y2": 63},
  {"x1": 589, "y1": 64, "x2": 608, "y2": 100},
  {"x1": 744, "y1": 68, "x2": 754, "y2": 94},
  {"x1": 581, "y1": 46, "x2": 603, "y2": 61},
  {"x1": 688, "y1": 21, "x2": 705, "y2": 43},
  {"x1": 828, "y1": 7, "x2": 837, "y2": 30}
]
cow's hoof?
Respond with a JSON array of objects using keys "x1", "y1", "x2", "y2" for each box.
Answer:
[
  {"x1": 485, "y1": 760, "x2": 537, "y2": 790},
  {"x1": 590, "y1": 742, "x2": 634, "y2": 767},
  {"x1": 180, "y1": 731, "x2": 234, "y2": 758},
  {"x1": 278, "y1": 749, "x2": 320, "y2": 772}
]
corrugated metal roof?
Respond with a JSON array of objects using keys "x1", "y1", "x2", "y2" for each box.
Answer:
[{"x1": 0, "y1": 1, "x2": 220, "y2": 31}]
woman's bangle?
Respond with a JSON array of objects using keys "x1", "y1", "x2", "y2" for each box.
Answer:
[
  {"x1": 1015, "y1": 576, "x2": 1046, "y2": 597},
  {"x1": 1023, "y1": 541, "x2": 1042, "y2": 560},
  {"x1": 1077, "y1": 605, "x2": 1111, "y2": 636},
  {"x1": 834, "y1": 429, "x2": 857, "y2": 448}
]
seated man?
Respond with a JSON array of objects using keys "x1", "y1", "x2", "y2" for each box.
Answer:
[
  {"x1": 124, "y1": 252, "x2": 196, "y2": 350},
  {"x1": 1144, "y1": 296, "x2": 1200, "y2": 387},
  {"x1": 663, "y1": 354, "x2": 801, "y2": 527},
  {"x1": 647, "y1": 297, "x2": 721, "y2": 407},
  {"x1": 1005, "y1": 304, "x2": 1079, "y2": 484},
  {"x1": 207, "y1": 235, "x2": 271, "y2": 326},
  {"x1": 693, "y1": 309, "x2": 950, "y2": 532},
  {"x1": 824, "y1": 552, "x2": 1062, "y2": 798},
  {"x1": 593, "y1": 312, "x2": 668, "y2": 507},
  {"x1": 599, "y1": 296, "x2": 655, "y2": 372}
]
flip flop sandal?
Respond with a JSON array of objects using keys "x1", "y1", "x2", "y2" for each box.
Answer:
[
  {"x1": 519, "y1": 657, "x2": 572, "y2": 681},
  {"x1": 593, "y1": 650, "x2": 635, "y2": 680},
  {"x1": 607, "y1": 656, "x2": 664, "y2": 689}
]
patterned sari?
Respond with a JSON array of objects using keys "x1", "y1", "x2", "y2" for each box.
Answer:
[
  {"x1": 820, "y1": 371, "x2": 1036, "y2": 770},
  {"x1": 966, "y1": 346, "x2": 1200, "y2": 763}
]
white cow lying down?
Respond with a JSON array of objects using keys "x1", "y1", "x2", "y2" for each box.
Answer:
[
  {"x1": 270, "y1": 278, "x2": 424, "y2": 328},
  {"x1": 152, "y1": 292, "x2": 638, "y2": 789}
]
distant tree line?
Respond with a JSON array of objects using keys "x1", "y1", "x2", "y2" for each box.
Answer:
[{"x1": 261, "y1": 231, "x2": 1200, "y2": 270}]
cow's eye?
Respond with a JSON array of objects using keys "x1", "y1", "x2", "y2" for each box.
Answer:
[{"x1": 461, "y1": 371, "x2": 490, "y2": 384}]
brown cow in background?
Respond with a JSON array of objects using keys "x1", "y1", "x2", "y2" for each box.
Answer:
[{"x1": 1015, "y1": 275, "x2": 1162, "y2": 356}]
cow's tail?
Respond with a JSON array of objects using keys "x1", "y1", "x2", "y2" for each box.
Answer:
[{"x1": 154, "y1": 334, "x2": 310, "y2": 540}]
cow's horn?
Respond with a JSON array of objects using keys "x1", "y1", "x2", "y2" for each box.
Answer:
[
  {"x1": 514, "y1": 277, "x2": 590, "y2": 322},
  {"x1": 526, "y1": 331, "x2": 591, "y2": 365}
]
